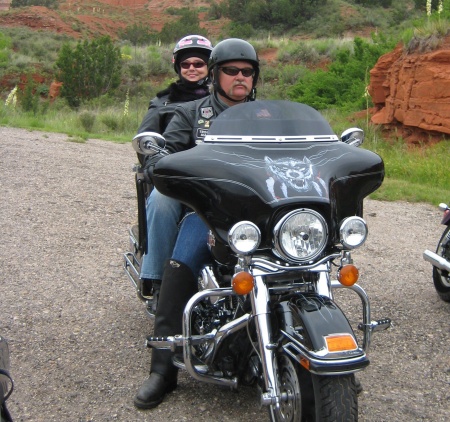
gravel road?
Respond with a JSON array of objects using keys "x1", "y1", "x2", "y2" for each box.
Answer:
[{"x1": 0, "y1": 127, "x2": 449, "y2": 422}]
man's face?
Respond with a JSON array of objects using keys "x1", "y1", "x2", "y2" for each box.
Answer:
[{"x1": 217, "y1": 60, "x2": 255, "y2": 104}]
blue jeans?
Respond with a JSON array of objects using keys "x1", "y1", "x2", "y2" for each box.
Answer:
[
  {"x1": 172, "y1": 213, "x2": 211, "y2": 277},
  {"x1": 140, "y1": 189, "x2": 183, "y2": 280}
]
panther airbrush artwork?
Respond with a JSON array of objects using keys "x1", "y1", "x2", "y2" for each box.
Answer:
[
  {"x1": 204, "y1": 147, "x2": 351, "y2": 202},
  {"x1": 265, "y1": 155, "x2": 327, "y2": 200}
]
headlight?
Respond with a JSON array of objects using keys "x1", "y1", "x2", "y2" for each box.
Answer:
[
  {"x1": 340, "y1": 217, "x2": 367, "y2": 249},
  {"x1": 228, "y1": 221, "x2": 261, "y2": 255},
  {"x1": 274, "y1": 209, "x2": 328, "y2": 262}
]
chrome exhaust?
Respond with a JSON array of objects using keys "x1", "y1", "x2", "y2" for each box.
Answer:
[{"x1": 423, "y1": 250, "x2": 450, "y2": 272}]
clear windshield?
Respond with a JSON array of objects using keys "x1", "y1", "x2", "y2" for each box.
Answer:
[{"x1": 205, "y1": 100, "x2": 338, "y2": 141}]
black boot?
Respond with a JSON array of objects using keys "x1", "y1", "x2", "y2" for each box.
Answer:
[
  {"x1": 134, "y1": 259, "x2": 198, "y2": 410},
  {"x1": 149, "y1": 279, "x2": 161, "y2": 314}
]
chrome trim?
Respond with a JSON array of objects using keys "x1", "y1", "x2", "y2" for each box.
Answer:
[
  {"x1": 423, "y1": 249, "x2": 450, "y2": 272},
  {"x1": 250, "y1": 275, "x2": 281, "y2": 407},
  {"x1": 331, "y1": 280, "x2": 371, "y2": 350},
  {"x1": 281, "y1": 332, "x2": 368, "y2": 375},
  {"x1": 250, "y1": 252, "x2": 341, "y2": 274},
  {"x1": 182, "y1": 288, "x2": 244, "y2": 388},
  {"x1": 203, "y1": 135, "x2": 339, "y2": 143}
]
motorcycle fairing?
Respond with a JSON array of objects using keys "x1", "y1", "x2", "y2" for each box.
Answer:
[{"x1": 153, "y1": 102, "x2": 384, "y2": 246}]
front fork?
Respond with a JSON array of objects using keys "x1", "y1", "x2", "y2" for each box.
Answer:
[{"x1": 250, "y1": 274, "x2": 282, "y2": 407}]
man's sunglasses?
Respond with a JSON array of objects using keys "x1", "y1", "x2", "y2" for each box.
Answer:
[
  {"x1": 219, "y1": 67, "x2": 255, "y2": 77},
  {"x1": 180, "y1": 61, "x2": 207, "y2": 69}
]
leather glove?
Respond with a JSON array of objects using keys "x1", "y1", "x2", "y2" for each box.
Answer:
[{"x1": 142, "y1": 153, "x2": 163, "y2": 185}]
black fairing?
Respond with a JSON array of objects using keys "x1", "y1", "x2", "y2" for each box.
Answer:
[{"x1": 153, "y1": 101, "x2": 384, "y2": 247}]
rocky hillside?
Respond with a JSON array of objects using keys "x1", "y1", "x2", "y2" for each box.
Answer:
[
  {"x1": 1, "y1": 2, "x2": 449, "y2": 141},
  {"x1": 369, "y1": 34, "x2": 450, "y2": 141},
  {"x1": 0, "y1": 0, "x2": 227, "y2": 38}
]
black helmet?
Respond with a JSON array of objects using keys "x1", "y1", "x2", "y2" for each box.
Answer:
[
  {"x1": 208, "y1": 38, "x2": 259, "y2": 101},
  {"x1": 172, "y1": 35, "x2": 213, "y2": 73}
]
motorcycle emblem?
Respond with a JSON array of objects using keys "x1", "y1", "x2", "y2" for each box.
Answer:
[{"x1": 201, "y1": 107, "x2": 214, "y2": 119}]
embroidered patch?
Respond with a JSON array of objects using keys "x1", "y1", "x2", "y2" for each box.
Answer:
[
  {"x1": 201, "y1": 107, "x2": 214, "y2": 119},
  {"x1": 196, "y1": 128, "x2": 209, "y2": 139}
]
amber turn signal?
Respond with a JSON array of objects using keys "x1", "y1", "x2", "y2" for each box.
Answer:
[
  {"x1": 325, "y1": 334, "x2": 358, "y2": 352},
  {"x1": 338, "y1": 264, "x2": 359, "y2": 286},
  {"x1": 232, "y1": 271, "x2": 255, "y2": 295}
]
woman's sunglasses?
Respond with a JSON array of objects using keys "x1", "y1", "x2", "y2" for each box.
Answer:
[
  {"x1": 180, "y1": 61, "x2": 207, "y2": 69},
  {"x1": 219, "y1": 67, "x2": 255, "y2": 77}
]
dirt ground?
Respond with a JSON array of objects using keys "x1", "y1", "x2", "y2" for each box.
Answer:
[{"x1": 0, "y1": 127, "x2": 449, "y2": 421}]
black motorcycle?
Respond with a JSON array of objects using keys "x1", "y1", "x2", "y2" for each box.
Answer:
[
  {"x1": 0, "y1": 336, "x2": 13, "y2": 422},
  {"x1": 423, "y1": 202, "x2": 450, "y2": 302},
  {"x1": 125, "y1": 100, "x2": 391, "y2": 421}
]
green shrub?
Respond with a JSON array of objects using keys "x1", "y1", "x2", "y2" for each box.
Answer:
[
  {"x1": 55, "y1": 36, "x2": 122, "y2": 108},
  {"x1": 79, "y1": 111, "x2": 96, "y2": 132},
  {"x1": 20, "y1": 79, "x2": 39, "y2": 115},
  {"x1": 288, "y1": 35, "x2": 396, "y2": 111},
  {"x1": 227, "y1": 22, "x2": 255, "y2": 39},
  {"x1": 159, "y1": 9, "x2": 205, "y2": 44},
  {"x1": 100, "y1": 113, "x2": 119, "y2": 131}
]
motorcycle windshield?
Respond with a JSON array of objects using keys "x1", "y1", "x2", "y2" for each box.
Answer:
[
  {"x1": 203, "y1": 100, "x2": 338, "y2": 142},
  {"x1": 153, "y1": 100, "x2": 384, "y2": 245}
]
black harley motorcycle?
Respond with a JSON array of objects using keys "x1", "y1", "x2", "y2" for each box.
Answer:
[
  {"x1": 124, "y1": 100, "x2": 391, "y2": 421},
  {"x1": 423, "y1": 202, "x2": 450, "y2": 302}
]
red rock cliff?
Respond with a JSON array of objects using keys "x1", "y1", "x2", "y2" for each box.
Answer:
[{"x1": 369, "y1": 35, "x2": 450, "y2": 137}]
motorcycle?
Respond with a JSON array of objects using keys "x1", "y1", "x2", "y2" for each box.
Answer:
[
  {"x1": 423, "y1": 202, "x2": 450, "y2": 302},
  {"x1": 124, "y1": 100, "x2": 391, "y2": 421},
  {"x1": 0, "y1": 335, "x2": 13, "y2": 422}
]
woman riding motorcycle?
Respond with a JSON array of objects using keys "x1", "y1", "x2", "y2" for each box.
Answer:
[{"x1": 138, "y1": 35, "x2": 213, "y2": 311}]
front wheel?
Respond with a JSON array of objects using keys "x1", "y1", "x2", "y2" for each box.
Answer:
[
  {"x1": 432, "y1": 226, "x2": 450, "y2": 302},
  {"x1": 268, "y1": 353, "x2": 358, "y2": 422},
  {"x1": 268, "y1": 354, "x2": 302, "y2": 422}
]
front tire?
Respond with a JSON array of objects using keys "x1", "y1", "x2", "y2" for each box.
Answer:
[
  {"x1": 309, "y1": 373, "x2": 358, "y2": 422},
  {"x1": 432, "y1": 226, "x2": 450, "y2": 302}
]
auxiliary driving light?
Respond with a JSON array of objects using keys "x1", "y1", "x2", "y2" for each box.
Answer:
[
  {"x1": 339, "y1": 216, "x2": 367, "y2": 249},
  {"x1": 338, "y1": 264, "x2": 359, "y2": 286},
  {"x1": 228, "y1": 221, "x2": 261, "y2": 255},
  {"x1": 232, "y1": 271, "x2": 255, "y2": 295}
]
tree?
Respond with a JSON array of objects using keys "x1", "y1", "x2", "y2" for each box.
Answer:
[
  {"x1": 11, "y1": 0, "x2": 58, "y2": 8},
  {"x1": 224, "y1": 0, "x2": 327, "y2": 30},
  {"x1": 55, "y1": 36, "x2": 122, "y2": 108},
  {"x1": 159, "y1": 9, "x2": 204, "y2": 43}
]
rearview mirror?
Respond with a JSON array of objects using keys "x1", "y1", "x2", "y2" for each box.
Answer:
[
  {"x1": 132, "y1": 131, "x2": 168, "y2": 156},
  {"x1": 340, "y1": 128, "x2": 364, "y2": 147}
]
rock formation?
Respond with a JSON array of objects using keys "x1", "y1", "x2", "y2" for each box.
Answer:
[{"x1": 369, "y1": 34, "x2": 450, "y2": 139}]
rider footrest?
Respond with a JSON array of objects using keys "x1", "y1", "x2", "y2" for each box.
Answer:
[
  {"x1": 146, "y1": 334, "x2": 182, "y2": 352},
  {"x1": 358, "y1": 318, "x2": 391, "y2": 333}
]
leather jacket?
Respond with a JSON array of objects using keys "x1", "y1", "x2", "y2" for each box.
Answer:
[
  {"x1": 163, "y1": 93, "x2": 230, "y2": 154},
  {"x1": 138, "y1": 80, "x2": 210, "y2": 134}
]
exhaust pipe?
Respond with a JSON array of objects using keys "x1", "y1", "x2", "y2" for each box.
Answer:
[{"x1": 423, "y1": 250, "x2": 450, "y2": 272}]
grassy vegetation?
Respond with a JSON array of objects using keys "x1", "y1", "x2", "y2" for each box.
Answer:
[
  {"x1": 0, "y1": 1, "x2": 449, "y2": 206},
  {"x1": 360, "y1": 122, "x2": 448, "y2": 207}
]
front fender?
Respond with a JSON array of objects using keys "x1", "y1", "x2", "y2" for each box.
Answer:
[{"x1": 275, "y1": 293, "x2": 369, "y2": 375}]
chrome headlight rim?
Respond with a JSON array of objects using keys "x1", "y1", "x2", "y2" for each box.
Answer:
[
  {"x1": 339, "y1": 216, "x2": 368, "y2": 249},
  {"x1": 273, "y1": 208, "x2": 328, "y2": 263},
  {"x1": 228, "y1": 221, "x2": 261, "y2": 255}
]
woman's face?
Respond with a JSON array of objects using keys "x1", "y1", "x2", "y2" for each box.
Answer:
[{"x1": 179, "y1": 56, "x2": 208, "y2": 82}]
